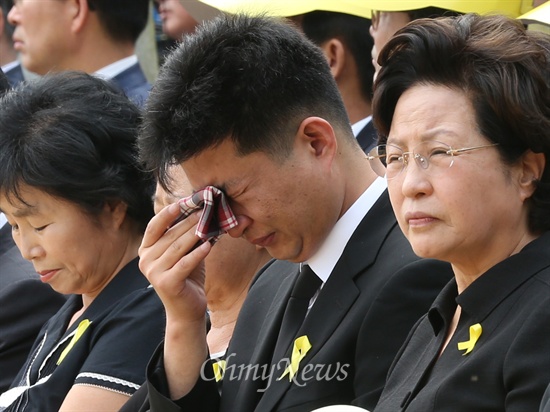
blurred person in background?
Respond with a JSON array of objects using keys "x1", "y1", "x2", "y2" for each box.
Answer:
[
  {"x1": 156, "y1": 0, "x2": 198, "y2": 40},
  {"x1": 153, "y1": 0, "x2": 198, "y2": 64},
  {"x1": 7, "y1": 0, "x2": 151, "y2": 106},
  {"x1": 368, "y1": 1, "x2": 530, "y2": 81},
  {"x1": 299, "y1": 10, "x2": 377, "y2": 153},
  {"x1": 369, "y1": 6, "x2": 460, "y2": 79},
  {"x1": 0, "y1": 0, "x2": 23, "y2": 86}
]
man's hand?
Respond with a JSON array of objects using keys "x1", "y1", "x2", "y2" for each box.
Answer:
[
  {"x1": 139, "y1": 202, "x2": 212, "y2": 399},
  {"x1": 139, "y1": 202, "x2": 211, "y2": 321}
]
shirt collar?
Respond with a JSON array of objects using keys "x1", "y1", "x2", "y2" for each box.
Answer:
[
  {"x1": 456, "y1": 232, "x2": 550, "y2": 320},
  {"x1": 428, "y1": 232, "x2": 550, "y2": 335},
  {"x1": 306, "y1": 177, "x2": 387, "y2": 283},
  {"x1": 94, "y1": 55, "x2": 138, "y2": 80},
  {"x1": 351, "y1": 116, "x2": 372, "y2": 138},
  {"x1": 1, "y1": 60, "x2": 20, "y2": 74},
  {"x1": 0, "y1": 213, "x2": 7, "y2": 229}
]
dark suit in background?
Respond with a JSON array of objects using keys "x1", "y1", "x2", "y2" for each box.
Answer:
[
  {"x1": 111, "y1": 63, "x2": 151, "y2": 108},
  {"x1": 0, "y1": 223, "x2": 66, "y2": 393},
  {"x1": 4, "y1": 63, "x2": 24, "y2": 88},
  {"x1": 356, "y1": 119, "x2": 378, "y2": 154},
  {"x1": 138, "y1": 191, "x2": 453, "y2": 412},
  {"x1": 541, "y1": 385, "x2": 550, "y2": 412}
]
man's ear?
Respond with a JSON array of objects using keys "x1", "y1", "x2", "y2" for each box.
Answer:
[
  {"x1": 319, "y1": 38, "x2": 346, "y2": 80},
  {"x1": 295, "y1": 117, "x2": 338, "y2": 163},
  {"x1": 518, "y1": 150, "x2": 546, "y2": 201},
  {"x1": 67, "y1": 0, "x2": 91, "y2": 34}
]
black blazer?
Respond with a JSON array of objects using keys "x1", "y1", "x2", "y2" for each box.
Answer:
[
  {"x1": 111, "y1": 63, "x2": 151, "y2": 108},
  {"x1": 0, "y1": 224, "x2": 66, "y2": 393},
  {"x1": 131, "y1": 191, "x2": 453, "y2": 412},
  {"x1": 374, "y1": 232, "x2": 550, "y2": 412},
  {"x1": 4, "y1": 63, "x2": 24, "y2": 88},
  {"x1": 356, "y1": 120, "x2": 378, "y2": 154},
  {"x1": 541, "y1": 385, "x2": 550, "y2": 412}
]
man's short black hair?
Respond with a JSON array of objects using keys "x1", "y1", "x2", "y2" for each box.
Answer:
[
  {"x1": 301, "y1": 10, "x2": 375, "y2": 104},
  {"x1": 140, "y1": 14, "x2": 352, "y2": 187},
  {"x1": 88, "y1": 0, "x2": 149, "y2": 43}
]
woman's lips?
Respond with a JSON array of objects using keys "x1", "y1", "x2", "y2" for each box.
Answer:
[
  {"x1": 37, "y1": 269, "x2": 59, "y2": 283},
  {"x1": 405, "y1": 212, "x2": 438, "y2": 227}
]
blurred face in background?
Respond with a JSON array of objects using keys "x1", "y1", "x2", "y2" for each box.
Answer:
[
  {"x1": 155, "y1": 0, "x2": 197, "y2": 40},
  {"x1": 369, "y1": 11, "x2": 411, "y2": 79},
  {"x1": 8, "y1": 0, "x2": 74, "y2": 74}
]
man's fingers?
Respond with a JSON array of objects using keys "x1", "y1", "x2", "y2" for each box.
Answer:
[{"x1": 141, "y1": 202, "x2": 196, "y2": 248}]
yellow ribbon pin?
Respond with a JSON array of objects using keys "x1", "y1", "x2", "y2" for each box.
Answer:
[
  {"x1": 279, "y1": 335, "x2": 312, "y2": 381},
  {"x1": 212, "y1": 359, "x2": 226, "y2": 382},
  {"x1": 457, "y1": 323, "x2": 482, "y2": 355},
  {"x1": 57, "y1": 319, "x2": 92, "y2": 365}
]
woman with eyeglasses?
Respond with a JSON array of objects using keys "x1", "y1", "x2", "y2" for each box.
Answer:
[{"x1": 368, "y1": 13, "x2": 550, "y2": 412}]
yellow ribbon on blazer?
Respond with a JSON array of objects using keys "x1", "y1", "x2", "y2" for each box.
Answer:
[
  {"x1": 57, "y1": 319, "x2": 92, "y2": 365},
  {"x1": 213, "y1": 360, "x2": 227, "y2": 382},
  {"x1": 457, "y1": 323, "x2": 482, "y2": 355},
  {"x1": 279, "y1": 335, "x2": 312, "y2": 381}
]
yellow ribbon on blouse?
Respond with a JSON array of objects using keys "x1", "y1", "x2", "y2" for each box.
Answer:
[
  {"x1": 457, "y1": 323, "x2": 482, "y2": 355},
  {"x1": 57, "y1": 319, "x2": 92, "y2": 365},
  {"x1": 279, "y1": 335, "x2": 312, "y2": 381},
  {"x1": 212, "y1": 359, "x2": 227, "y2": 382}
]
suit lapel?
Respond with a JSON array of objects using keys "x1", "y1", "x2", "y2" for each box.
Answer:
[
  {"x1": 301, "y1": 191, "x2": 398, "y2": 357},
  {"x1": 356, "y1": 120, "x2": 378, "y2": 153},
  {"x1": 255, "y1": 191, "x2": 398, "y2": 411},
  {"x1": 0, "y1": 223, "x2": 15, "y2": 256},
  {"x1": 222, "y1": 263, "x2": 300, "y2": 412}
]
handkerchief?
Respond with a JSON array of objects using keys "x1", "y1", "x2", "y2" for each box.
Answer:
[{"x1": 176, "y1": 186, "x2": 238, "y2": 242}]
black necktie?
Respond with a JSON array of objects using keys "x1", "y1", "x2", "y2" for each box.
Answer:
[{"x1": 271, "y1": 265, "x2": 322, "y2": 366}]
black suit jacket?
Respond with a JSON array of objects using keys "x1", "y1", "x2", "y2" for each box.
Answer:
[
  {"x1": 128, "y1": 191, "x2": 452, "y2": 412},
  {"x1": 0, "y1": 224, "x2": 66, "y2": 393},
  {"x1": 111, "y1": 63, "x2": 151, "y2": 108},
  {"x1": 541, "y1": 385, "x2": 550, "y2": 412},
  {"x1": 4, "y1": 63, "x2": 25, "y2": 88},
  {"x1": 356, "y1": 120, "x2": 378, "y2": 154}
]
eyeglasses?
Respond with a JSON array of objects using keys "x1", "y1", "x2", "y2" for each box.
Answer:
[{"x1": 367, "y1": 140, "x2": 499, "y2": 180}]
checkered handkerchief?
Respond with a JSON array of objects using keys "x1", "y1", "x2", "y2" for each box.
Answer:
[{"x1": 176, "y1": 186, "x2": 238, "y2": 242}]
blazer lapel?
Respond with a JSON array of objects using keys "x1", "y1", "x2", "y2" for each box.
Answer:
[
  {"x1": 356, "y1": 120, "x2": 378, "y2": 153},
  {"x1": 301, "y1": 193, "x2": 397, "y2": 361},
  {"x1": 0, "y1": 224, "x2": 14, "y2": 256},
  {"x1": 255, "y1": 191, "x2": 398, "y2": 411},
  {"x1": 222, "y1": 263, "x2": 300, "y2": 412}
]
